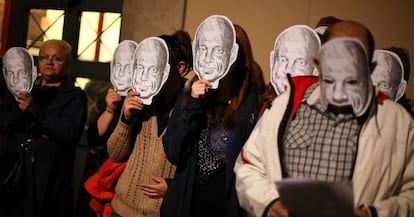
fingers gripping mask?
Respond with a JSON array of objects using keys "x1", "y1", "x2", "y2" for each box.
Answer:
[
  {"x1": 318, "y1": 38, "x2": 373, "y2": 117},
  {"x1": 371, "y1": 49, "x2": 406, "y2": 101},
  {"x1": 192, "y1": 15, "x2": 239, "y2": 89},
  {"x1": 270, "y1": 25, "x2": 321, "y2": 95},
  {"x1": 2, "y1": 47, "x2": 37, "y2": 101}
]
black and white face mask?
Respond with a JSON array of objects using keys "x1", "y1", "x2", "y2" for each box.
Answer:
[
  {"x1": 318, "y1": 38, "x2": 373, "y2": 117},
  {"x1": 193, "y1": 15, "x2": 239, "y2": 89},
  {"x1": 270, "y1": 25, "x2": 321, "y2": 95},
  {"x1": 110, "y1": 40, "x2": 138, "y2": 96},
  {"x1": 371, "y1": 49, "x2": 406, "y2": 101},
  {"x1": 132, "y1": 37, "x2": 170, "y2": 105},
  {"x1": 2, "y1": 47, "x2": 37, "y2": 101}
]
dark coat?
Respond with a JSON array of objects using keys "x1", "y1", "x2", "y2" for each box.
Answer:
[
  {"x1": 161, "y1": 86, "x2": 259, "y2": 217},
  {"x1": 0, "y1": 77, "x2": 87, "y2": 217}
]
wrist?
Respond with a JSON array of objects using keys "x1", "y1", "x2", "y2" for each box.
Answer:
[{"x1": 121, "y1": 114, "x2": 132, "y2": 125}]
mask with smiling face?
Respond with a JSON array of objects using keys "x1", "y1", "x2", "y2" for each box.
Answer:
[{"x1": 193, "y1": 15, "x2": 239, "y2": 89}]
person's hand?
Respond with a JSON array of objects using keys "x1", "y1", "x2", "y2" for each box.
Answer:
[
  {"x1": 140, "y1": 175, "x2": 168, "y2": 199},
  {"x1": 191, "y1": 79, "x2": 211, "y2": 99},
  {"x1": 268, "y1": 201, "x2": 289, "y2": 217},
  {"x1": 17, "y1": 91, "x2": 33, "y2": 112},
  {"x1": 123, "y1": 90, "x2": 143, "y2": 121},
  {"x1": 106, "y1": 88, "x2": 122, "y2": 112},
  {"x1": 354, "y1": 206, "x2": 370, "y2": 217}
]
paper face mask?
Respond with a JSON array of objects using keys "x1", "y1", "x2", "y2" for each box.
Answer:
[
  {"x1": 371, "y1": 49, "x2": 406, "y2": 101},
  {"x1": 318, "y1": 38, "x2": 373, "y2": 117},
  {"x1": 314, "y1": 26, "x2": 328, "y2": 36},
  {"x1": 132, "y1": 37, "x2": 170, "y2": 105},
  {"x1": 270, "y1": 25, "x2": 321, "y2": 95},
  {"x1": 193, "y1": 15, "x2": 239, "y2": 89},
  {"x1": 2, "y1": 47, "x2": 37, "y2": 100},
  {"x1": 110, "y1": 40, "x2": 138, "y2": 96}
]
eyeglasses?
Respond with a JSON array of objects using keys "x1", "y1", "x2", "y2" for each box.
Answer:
[{"x1": 38, "y1": 55, "x2": 65, "y2": 64}]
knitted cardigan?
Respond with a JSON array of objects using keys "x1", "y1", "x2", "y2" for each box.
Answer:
[{"x1": 107, "y1": 114, "x2": 175, "y2": 217}]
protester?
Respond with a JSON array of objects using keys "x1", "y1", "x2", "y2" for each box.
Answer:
[
  {"x1": 104, "y1": 31, "x2": 193, "y2": 217},
  {"x1": 161, "y1": 17, "x2": 266, "y2": 217},
  {"x1": 234, "y1": 20, "x2": 414, "y2": 217},
  {"x1": 0, "y1": 39, "x2": 87, "y2": 217}
]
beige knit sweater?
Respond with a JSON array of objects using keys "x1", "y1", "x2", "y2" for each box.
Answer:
[{"x1": 107, "y1": 114, "x2": 175, "y2": 217}]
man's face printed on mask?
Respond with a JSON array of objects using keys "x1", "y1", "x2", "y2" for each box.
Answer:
[
  {"x1": 193, "y1": 15, "x2": 238, "y2": 89},
  {"x1": 132, "y1": 37, "x2": 170, "y2": 105},
  {"x1": 110, "y1": 40, "x2": 137, "y2": 96},
  {"x1": 319, "y1": 38, "x2": 373, "y2": 117},
  {"x1": 371, "y1": 49, "x2": 406, "y2": 101},
  {"x1": 2, "y1": 47, "x2": 36, "y2": 100},
  {"x1": 270, "y1": 25, "x2": 321, "y2": 95}
]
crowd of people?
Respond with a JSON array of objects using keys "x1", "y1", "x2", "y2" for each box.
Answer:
[{"x1": 0, "y1": 14, "x2": 413, "y2": 217}]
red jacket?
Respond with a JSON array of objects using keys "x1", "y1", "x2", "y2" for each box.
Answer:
[{"x1": 84, "y1": 158, "x2": 126, "y2": 217}]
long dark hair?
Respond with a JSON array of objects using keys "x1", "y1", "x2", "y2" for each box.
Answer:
[{"x1": 207, "y1": 24, "x2": 265, "y2": 129}]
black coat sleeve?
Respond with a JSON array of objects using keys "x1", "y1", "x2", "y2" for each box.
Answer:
[{"x1": 162, "y1": 96, "x2": 204, "y2": 166}]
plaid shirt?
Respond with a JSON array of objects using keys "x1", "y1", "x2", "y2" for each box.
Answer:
[{"x1": 284, "y1": 84, "x2": 362, "y2": 181}]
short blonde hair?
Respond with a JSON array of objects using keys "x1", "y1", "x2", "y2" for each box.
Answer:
[{"x1": 39, "y1": 39, "x2": 72, "y2": 64}]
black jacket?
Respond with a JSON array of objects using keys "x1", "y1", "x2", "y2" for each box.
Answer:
[
  {"x1": 161, "y1": 86, "x2": 259, "y2": 217},
  {"x1": 0, "y1": 77, "x2": 87, "y2": 217}
]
